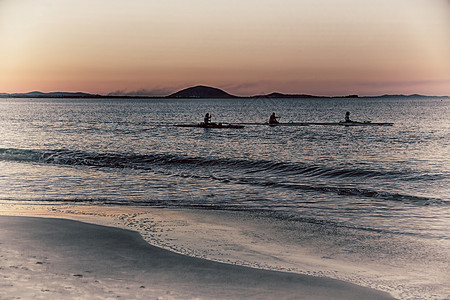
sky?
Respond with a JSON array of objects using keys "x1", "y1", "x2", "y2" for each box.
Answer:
[{"x1": 0, "y1": 0, "x2": 449, "y2": 96}]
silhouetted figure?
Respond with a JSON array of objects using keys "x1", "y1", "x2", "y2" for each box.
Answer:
[
  {"x1": 269, "y1": 113, "x2": 279, "y2": 124},
  {"x1": 345, "y1": 111, "x2": 352, "y2": 122},
  {"x1": 204, "y1": 113, "x2": 211, "y2": 125}
]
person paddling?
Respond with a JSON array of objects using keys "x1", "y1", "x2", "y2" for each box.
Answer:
[
  {"x1": 269, "y1": 112, "x2": 279, "y2": 124},
  {"x1": 204, "y1": 113, "x2": 211, "y2": 125},
  {"x1": 344, "y1": 111, "x2": 352, "y2": 122}
]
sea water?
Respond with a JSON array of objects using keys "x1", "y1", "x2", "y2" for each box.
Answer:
[{"x1": 0, "y1": 96, "x2": 449, "y2": 299}]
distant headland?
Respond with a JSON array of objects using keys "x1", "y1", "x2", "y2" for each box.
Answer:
[{"x1": 1, "y1": 85, "x2": 447, "y2": 99}]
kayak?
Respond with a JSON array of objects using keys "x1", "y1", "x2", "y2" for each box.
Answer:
[
  {"x1": 238, "y1": 122, "x2": 309, "y2": 126},
  {"x1": 337, "y1": 121, "x2": 393, "y2": 126},
  {"x1": 239, "y1": 122, "x2": 392, "y2": 126},
  {"x1": 299, "y1": 122, "x2": 393, "y2": 126},
  {"x1": 174, "y1": 123, "x2": 245, "y2": 129},
  {"x1": 268, "y1": 122, "x2": 309, "y2": 127}
]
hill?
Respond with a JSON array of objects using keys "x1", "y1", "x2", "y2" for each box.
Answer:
[
  {"x1": 167, "y1": 85, "x2": 237, "y2": 98},
  {"x1": 0, "y1": 91, "x2": 98, "y2": 98}
]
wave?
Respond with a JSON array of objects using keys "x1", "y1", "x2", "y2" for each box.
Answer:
[
  {"x1": 1, "y1": 147, "x2": 445, "y2": 206},
  {"x1": 0, "y1": 147, "x2": 402, "y2": 178},
  {"x1": 233, "y1": 178, "x2": 445, "y2": 206}
]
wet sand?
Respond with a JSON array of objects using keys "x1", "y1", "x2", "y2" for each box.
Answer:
[{"x1": 0, "y1": 215, "x2": 395, "y2": 299}]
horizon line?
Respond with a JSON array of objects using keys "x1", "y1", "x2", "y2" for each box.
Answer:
[{"x1": 1, "y1": 85, "x2": 449, "y2": 98}]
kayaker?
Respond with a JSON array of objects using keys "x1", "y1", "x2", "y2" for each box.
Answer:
[
  {"x1": 204, "y1": 113, "x2": 211, "y2": 125},
  {"x1": 345, "y1": 111, "x2": 352, "y2": 122},
  {"x1": 269, "y1": 112, "x2": 279, "y2": 124}
]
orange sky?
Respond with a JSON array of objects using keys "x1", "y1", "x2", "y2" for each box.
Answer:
[{"x1": 1, "y1": 0, "x2": 449, "y2": 96}]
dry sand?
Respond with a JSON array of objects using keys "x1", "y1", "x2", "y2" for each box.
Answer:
[{"x1": 0, "y1": 215, "x2": 396, "y2": 299}]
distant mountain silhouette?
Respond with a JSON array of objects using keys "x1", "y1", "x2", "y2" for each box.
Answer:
[
  {"x1": 167, "y1": 85, "x2": 237, "y2": 98},
  {"x1": 0, "y1": 91, "x2": 98, "y2": 98},
  {"x1": 375, "y1": 94, "x2": 433, "y2": 98},
  {"x1": 252, "y1": 92, "x2": 321, "y2": 99},
  {"x1": 1, "y1": 86, "x2": 447, "y2": 99}
]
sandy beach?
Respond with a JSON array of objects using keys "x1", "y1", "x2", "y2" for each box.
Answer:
[{"x1": 0, "y1": 214, "x2": 396, "y2": 299}]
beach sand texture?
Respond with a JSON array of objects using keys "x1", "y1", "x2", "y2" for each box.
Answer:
[{"x1": 0, "y1": 216, "x2": 395, "y2": 299}]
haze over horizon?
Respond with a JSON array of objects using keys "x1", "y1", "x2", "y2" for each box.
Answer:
[{"x1": 1, "y1": 0, "x2": 449, "y2": 97}]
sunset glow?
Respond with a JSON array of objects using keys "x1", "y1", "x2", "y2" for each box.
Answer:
[{"x1": 1, "y1": 0, "x2": 449, "y2": 96}]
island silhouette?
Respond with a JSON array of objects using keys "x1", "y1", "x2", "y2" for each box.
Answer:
[{"x1": 167, "y1": 85, "x2": 236, "y2": 98}]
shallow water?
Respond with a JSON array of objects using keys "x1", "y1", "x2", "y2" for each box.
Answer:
[{"x1": 0, "y1": 96, "x2": 449, "y2": 298}]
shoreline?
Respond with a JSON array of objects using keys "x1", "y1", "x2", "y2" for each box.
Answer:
[
  {"x1": 2, "y1": 203, "x2": 449, "y2": 299},
  {"x1": 0, "y1": 214, "x2": 395, "y2": 299}
]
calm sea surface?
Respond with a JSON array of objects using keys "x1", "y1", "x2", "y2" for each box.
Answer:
[{"x1": 1, "y1": 97, "x2": 449, "y2": 298}]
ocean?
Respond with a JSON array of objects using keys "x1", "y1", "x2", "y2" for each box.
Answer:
[{"x1": 0, "y1": 96, "x2": 449, "y2": 299}]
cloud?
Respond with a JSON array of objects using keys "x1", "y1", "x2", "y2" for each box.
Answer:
[
  {"x1": 107, "y1": 88, "x2": 174, "y2": 97},
  {"x1": 355, "y1": 79, "x2": 450, "y2": 88}
]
